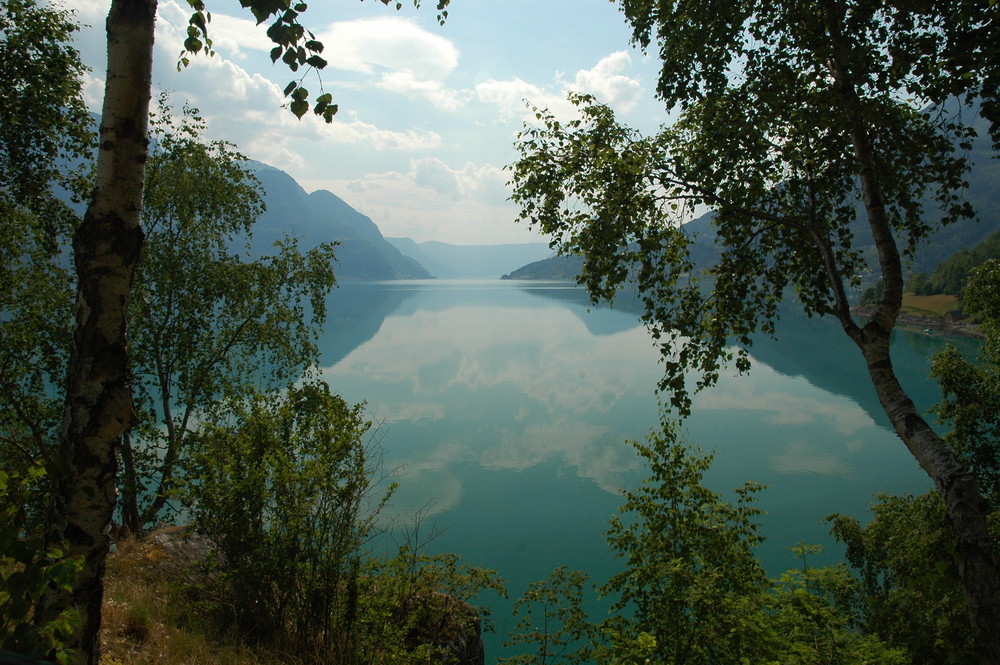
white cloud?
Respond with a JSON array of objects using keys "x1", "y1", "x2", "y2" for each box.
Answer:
[
  {"x1": 412, "y1": 157, "x2": 462, "y2": 197},
  {"x1": 567, "y1": 51, "x2": 643, "y2": 112},
  {"x1": 80, "y1": 70, "x2": 105, "y2": 109},
  {"x1": 408, "y1": 157, "x2": 508, "y2": 201},
  {"x1": 319, "y1": 17, "x2": 459, "y2": 79},
  {"x1": 204, "y1": 12, "x2": 273, "y2": 57},
  {"x1": 476, "y1": 77, "x2": 571, "y2": 123},
  {"x1": 770, "y1": 441, "x2": 857, "y2": 478},
  {"x1": 376, "y1": 71, "x2": 471, "y2": 110},
  {"x1": 64, "y1": 0, "x2": 107, "y2": 24},
  {"x1": 476, "y1": 52, "x2": 643, "y2": 124},
  {"x1": 694, "y1": 373, "x2": 876, "y2": 437}
]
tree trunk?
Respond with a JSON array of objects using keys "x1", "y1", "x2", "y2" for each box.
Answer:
[
  {"x1": 817, "y1": 2, "x2": 1000, "y2": 658},
  {"x1": 49, "y1": 0, "x2": 156, "y2": 663},
  {"x1": 856, "y1": 329, "x2": 1000, "y2": 664},
  {"x1": 119, "y1": 431, "x2": 143, "y2": 536}
]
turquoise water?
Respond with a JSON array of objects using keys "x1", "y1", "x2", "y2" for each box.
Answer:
[{"x1": 315, "y1": 279, "x2": 976, "y2": 658}]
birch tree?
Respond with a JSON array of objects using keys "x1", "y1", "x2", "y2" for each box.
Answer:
[
  {"x1": 52, "y1": 1, "x2": 449, "y2": 663},
  {"x1": 510, "y1": 0, "x2": 1000, "y2": 661}
]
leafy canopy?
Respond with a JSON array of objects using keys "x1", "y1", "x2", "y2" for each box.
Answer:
[
  {"x1": 511, "y1": 0, "x2": 993, "y2": 412},
  {"x1": 0, "y1": 0, "x2": 94, "y2": 472},
  {"x1": 123, "y1": 96, "x2": 338, "y2": 530}
]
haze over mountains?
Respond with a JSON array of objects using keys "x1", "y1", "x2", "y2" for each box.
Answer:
[
  {"x1": 234, "y1": 102, "x2": 1000, "y2": 285},
  {"x1": 385, "y1": 238, "x2": 551, "y2": 279},
  {"x1": 250, "y1": 162, "x2": 551, "y2": 280}
]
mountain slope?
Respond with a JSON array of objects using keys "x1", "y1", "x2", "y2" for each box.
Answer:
[{"x1": 250, "y1": 163, "x2": 430, "y2": 280}]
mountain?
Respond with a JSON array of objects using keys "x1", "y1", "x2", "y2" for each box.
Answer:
[
  {"x1": 502, "y1": 254, "x2": 584, "y2": 280},
  {"x1": 386, "y1": 238, "x2": 552, "y2": 278},
  {"x1": 250, "y1": 163, "x2": 431, "y2": 280},
  {"x1": 383, "y1": 237, "x2": 455, "y2": 277}
]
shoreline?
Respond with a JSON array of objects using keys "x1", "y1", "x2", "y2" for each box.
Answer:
[{"x1": 850, "y1": 306, "x2": 982, "y2": 338}]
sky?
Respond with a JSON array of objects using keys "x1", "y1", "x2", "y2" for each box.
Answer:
[{"x1": 64, "y1": 0, "x2": 672, "y2": 244}]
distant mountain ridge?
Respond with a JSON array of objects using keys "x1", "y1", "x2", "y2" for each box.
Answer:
[
  {"x1": 386, "y1": 238, "x2": 552, "y2": 279},
  {"x1": 249, "y1": 163, "x2": 430, "y2": 280}
]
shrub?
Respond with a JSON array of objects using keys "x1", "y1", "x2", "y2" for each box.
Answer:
[
  {"x1": 181, "y1": 381, "x2": 390, "y2": 662},
  {"x1": 0, "y1": 464, "x2": 82, "y2": 665}
]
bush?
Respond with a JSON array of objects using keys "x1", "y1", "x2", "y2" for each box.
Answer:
[
  {"x1": 0, "y1": 464, "x2": 82, "y2": 665},
  {"x1": 181, "y1": 381, "x2": 390, "y2": 662},
  {"x1": 503, "y1": 420, "x2": 907, "y2": 665}
]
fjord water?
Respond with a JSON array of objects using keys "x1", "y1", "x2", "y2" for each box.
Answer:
[{"x1": 316, "y1": 279, "x2": 974, "y2": 652}]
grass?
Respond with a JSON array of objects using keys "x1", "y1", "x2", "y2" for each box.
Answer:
[
  {"x1": 101, "y1": 529, "x2": 289, "y2": 665},
  {"x1": 900, "y1": 293, "x2": 961, "y2": 318}
]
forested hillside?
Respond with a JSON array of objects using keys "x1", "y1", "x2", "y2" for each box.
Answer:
[{"x1": 910, "y1": 229, "x2": 1000, "y2": 296}]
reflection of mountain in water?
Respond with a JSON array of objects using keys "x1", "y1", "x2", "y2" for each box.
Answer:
[
  {"x1": 317, "y1": 283, "x2": 419, "y2": 369},
  {"x1": 516, "y1": 282, "x2": 644, "y2": 336},
  {"x1": 318, "y1": 281, "x2": 980, "y2": 435},
  {"x1": 744, "y1": 307, "x2": 980, "y2": 430},
  {"x1": 517, "y1": 282, "x2": 981, "y2": 431}
]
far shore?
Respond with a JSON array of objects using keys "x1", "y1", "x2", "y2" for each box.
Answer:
[{"x1": 851, "y1": 306, "x2": 982, "y2": 338}]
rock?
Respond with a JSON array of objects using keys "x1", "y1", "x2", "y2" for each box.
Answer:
[{"x1": 402, "y1": 591, "x2": 485, "y2": 665}]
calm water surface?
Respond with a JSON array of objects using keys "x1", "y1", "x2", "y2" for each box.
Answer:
[{"x1": 315, "y1": 279, "x2": 976, "y2": 656}]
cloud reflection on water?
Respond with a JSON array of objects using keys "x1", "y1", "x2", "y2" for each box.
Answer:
[
  {"x1": 320, "y1": 300, "x2": 662, "y2": 511},
  {"x1": 320, "y1": 283, "x2": 930, "y2": 522}
]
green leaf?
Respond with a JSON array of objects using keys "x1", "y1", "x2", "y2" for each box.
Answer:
[
  {"x1": 290, "y1": 99, "x2": 309, "y2": 118},
  {"x1": 305, "y1": 55, "x2": 327, "y2": 69}
]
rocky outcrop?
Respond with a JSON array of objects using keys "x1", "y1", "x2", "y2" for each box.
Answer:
[
  {"x1": 110, "y1": 526, "x2": 487, "y2": 665},
  {"x1": 401, "y1": 591, "x2": 485, "y2": 665}
]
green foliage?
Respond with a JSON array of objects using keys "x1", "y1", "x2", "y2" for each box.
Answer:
[
  {"x1": 931, "y1": 259, "x2": 1000, "y2": 500},
  {"x1": 602, "y1": 422, "x2": 769, "y2": 664},
  {"x1": 122, "y1": 96, "x2": 338, "y2": 531},
  {"x1": 181, "y1": 383, "x2": 507, "y2": 664},
  {"x1": 909, "y1": 231, "x2": 1000, "y2": 296},
  {"x1": 0, "y1": 0, "x2": 92, "y2": 209},
  {"x1": 504, "y1": 421, "x2": 905, "y2": 665},
  {"x1": 0, "y1": 4, "x2": 93, "y2": 661},
  {"x1": 762, "y1": 564, "x2": 907, "y2": 665},
  {"x1": 361, "y1": 545, "x2": 506, "y2": 664},
  {"x1": 828, "y1": 492, "x2": 977, "y2": 664},
  {"x1": 0, "y1": 0, "x2": 93, "y2": 474},
  {"x1": 501, "y1": 566, "x2": 594, "y2": 665},
  {"x1": 602, "y1": 421, "x2": 767, "y2": 663},
  {"x1": 908, "y1": 272, "x2": 931, "y2": 296},
  {"x1": 181, "y1": 381, "x2": 387, "y2": 661},
  {"x1": 859, "y1": 280, "x2": 883, "y2": 307},
  {"x1": 0, "y1": 465, "x2": 83, "y2": 665},
  {"x1": 823, "y1": 258, "x2": 1000, "y2": 665}
]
